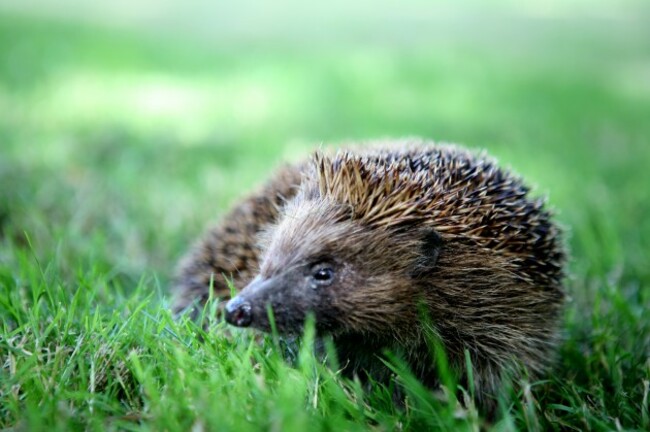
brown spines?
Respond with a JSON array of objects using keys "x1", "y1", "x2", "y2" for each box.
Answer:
[
  {"x1": 314, "y1": 150, "x2": 429, "y2": 229},
  {"x1": 312, "y1": 144, "x2": 565, "y2": 288}
]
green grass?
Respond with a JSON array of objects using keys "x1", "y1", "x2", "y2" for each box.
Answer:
[{"x1": 1, "y1": 2, "x2": 650, "y2": 430}]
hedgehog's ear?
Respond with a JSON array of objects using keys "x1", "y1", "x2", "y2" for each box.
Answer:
[{"x1": 410, "y1": 228, "x2": 443, "y2": 277}]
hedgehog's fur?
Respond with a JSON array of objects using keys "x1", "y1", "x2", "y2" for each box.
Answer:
[
  {"x1": 173, "y1": 139, "x2": 566, "y2": 409},
  {"x1": 172, "y1": 163, "x2": 303, "y2": 313}
]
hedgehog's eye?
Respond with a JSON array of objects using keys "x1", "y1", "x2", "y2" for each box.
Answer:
[{"x1": 310, "y1": 264, "x2": 335, "y2": 286}]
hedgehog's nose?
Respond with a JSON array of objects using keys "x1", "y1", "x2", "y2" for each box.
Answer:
[{"x1": 225, "y1": 297, "x2": 252, "y2": 327}]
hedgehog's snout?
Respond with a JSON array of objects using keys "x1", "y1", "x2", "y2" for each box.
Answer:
[
  {"x1": 224, "y1": 271, "x2": 319, "y2": 333},
  {"x1": 225, "y1": 296, "x2": 252, "y2": 327}
]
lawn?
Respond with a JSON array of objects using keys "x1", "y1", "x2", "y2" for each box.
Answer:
[{"x1": 1, "y1": 1, "x2": 649, "y2": 430}]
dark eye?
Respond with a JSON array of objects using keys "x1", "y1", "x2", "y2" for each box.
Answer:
[{"x1": 311, "y1": 264, "x2": 335, "y2": 285}]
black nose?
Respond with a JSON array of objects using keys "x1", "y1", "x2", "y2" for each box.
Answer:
[{"x1": 225, "y1": 297, "x2": 252, "y2": 327}]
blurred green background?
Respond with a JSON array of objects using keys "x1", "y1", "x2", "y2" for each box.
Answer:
[
  {"x1": 2, "y1": 0, "x2": 650, "y2": 305},
  {"x1": 1, "y1": 0, "x2": 650, "y2": 429}
]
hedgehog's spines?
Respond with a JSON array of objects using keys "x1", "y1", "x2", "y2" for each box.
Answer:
[{"x1": 308, "y1": 145, "x2": 564, "y2": 290}]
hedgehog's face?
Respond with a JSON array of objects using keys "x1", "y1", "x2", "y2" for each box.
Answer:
[
  {"x1": 224, "y1": 255, "x2": 348, "y2": 334},
  {"x1": 225, "y1": 198, "x2": 442, "y2": 336}
]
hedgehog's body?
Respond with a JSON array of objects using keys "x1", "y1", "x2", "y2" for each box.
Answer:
[{"x1": 173, "y1": 140, "x2": 565, "y2": 408}]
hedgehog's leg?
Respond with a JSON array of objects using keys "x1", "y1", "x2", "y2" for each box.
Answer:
[{"x1": 171, "y1": 164, "x2": 303, "y2": 318}]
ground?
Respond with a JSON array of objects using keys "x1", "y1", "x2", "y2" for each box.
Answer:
[{"x1": 1, "y1": 1, "x2": 649, "y2": 430}]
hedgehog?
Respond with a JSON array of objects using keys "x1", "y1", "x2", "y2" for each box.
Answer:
[{"x1": 172, "y1": 139, "x2": 566, "y2": 409}]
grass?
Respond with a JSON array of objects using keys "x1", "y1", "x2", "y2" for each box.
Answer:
[{"x1": 1, "y1": 2, "x2": 650, "y2": 430}]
